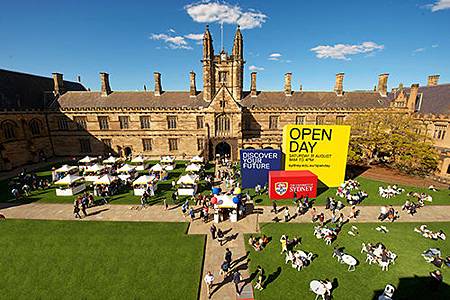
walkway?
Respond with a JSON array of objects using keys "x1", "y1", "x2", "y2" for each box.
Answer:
[{"x1": 2, "y1": 202, "x2": 450, "y2": 300}]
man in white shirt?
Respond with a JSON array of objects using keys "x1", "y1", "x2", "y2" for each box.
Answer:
[{"x1": 204, "y1": 271, "x2": 214, "y2": 298}]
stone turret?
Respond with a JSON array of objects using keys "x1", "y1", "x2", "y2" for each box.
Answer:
[
  {"x1": 202, "y1": 25, "x2": 214, "y2": 101},
  {"x1": 427, "y1": 75, "x2": 440, "y2": 86},
  {"x1": 189, "y1": 71, "x2": 196, "y2": 97},
  {"x1": 250, "y1": 72, "x2": 257, "y2": 97},
  {"x1": 284, "y1": 73, "x2": 292, "y2": 96},
  {"x1": 52, "y1": 72, "x2": 64, "y2": 95}
]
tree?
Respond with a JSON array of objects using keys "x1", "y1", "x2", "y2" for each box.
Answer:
[{"x1": 346, "y1": 112, "x2": 439, "y2": 176}]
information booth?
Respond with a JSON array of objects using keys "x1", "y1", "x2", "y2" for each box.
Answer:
[
  {"x1": 55, "y1": 174, "x2": 86, "y2": 196},
  {"x1": 177, "y1": 174, "x2": 199, "y2": 196},
  {"x1": 133, "y1": 175, "x2": 157, "y2": 196}
]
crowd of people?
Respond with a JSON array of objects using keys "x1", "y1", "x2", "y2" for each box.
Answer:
[
  {"x1": 362, "y1": 242, "x2": 397, "y2": 271},
  {"x1": 414, "y1": 225, "x2": 446, "y2": 240},
  {"x1": 336, "y1": 179, "x2": 368, "y2": 205},
  {"x1": 9, "y1": 170, "x2": 50, "y2": 200},
  {"x1": 378, "y1": 185, "x2": 404, "y2": 199},
  {"x1": 248, "y1": 234, "x2": 270, "y2": 251},
  {"x1": 378, "y1": 205, "x2": 399, "y2": 222}
]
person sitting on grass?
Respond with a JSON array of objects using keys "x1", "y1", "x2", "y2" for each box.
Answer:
[{"x1": 430, "y1": 270, "x2": 443, "y2": 289}]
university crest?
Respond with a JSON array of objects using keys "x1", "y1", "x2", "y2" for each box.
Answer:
[{"x1": 275, "y1": 182, "x2": 288, "y2": 196}]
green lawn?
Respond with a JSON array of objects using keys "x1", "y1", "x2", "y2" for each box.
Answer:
[
  {"x1": 0, "y1": 220, "x2": 205, "y2": 299},
  {"x1": 244, "y1": 176, "x2": 450, "y2": 206},
  {"x1": 0, "y1": 161, "x2": 215, "y2": 205},
  {"x1": 246, "y1": 222, "x2": 450, "y2": 300}
]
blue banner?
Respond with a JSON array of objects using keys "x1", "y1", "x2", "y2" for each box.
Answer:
[{"x1": 240, "y1": 149, "x2": 282, "y2": 189}]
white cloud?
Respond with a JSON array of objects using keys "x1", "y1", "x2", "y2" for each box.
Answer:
[
  {"x1": 248, "y1": 65, "x2": 264, "y2": 71},
  {"x1": 426, "y1": 0, "x2": 450, "y2": 11},
  {"x1": 310, "y1": 41, "x2": 384, "y2": 60},
  {"x1": 268, "y1": 52, "x2": 282, "y2": 61},
  {"x1": 185, "y1": 33, "x2": 204, "y2": 45},
  {"x1": 150, "y1": 33, "x2": 192, "y2": 50},
  {"x1": 413, "y1": 47, "x2": 425, "y2": 53},
  {"x1": 432, "y1": 44, "x2": 439, "y2": 48},
  {"x1": 184, "y1": 1, "x2": 267, "y2": 29},
  {"x1": 169, "y1": 28, "x2": 176, "y2": 33}
]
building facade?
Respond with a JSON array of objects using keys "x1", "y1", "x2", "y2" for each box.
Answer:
[{"x1": 1, "y1": 27, "x2": 449, "y2": 181}]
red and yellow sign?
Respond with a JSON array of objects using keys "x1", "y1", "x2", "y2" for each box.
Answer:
[
  {"x1": 282, "y1": 125, "x2": 351, "y2": 187},
  {"x1": 269, "y1": 170, "x2": 317, "y2": 200}
]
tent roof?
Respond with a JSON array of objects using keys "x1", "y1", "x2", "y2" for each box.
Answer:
[
  {"x1": 117, "y1": 164, "x2": 136, "y2": 172},
  {"x1": 133, "y1": 175, "x2": 156, "y2": 185},
  {"x1": 79, "y1": 156, "x2": 97, "y2": 163},
  {"x1": 186, "y1": 163, "x2": 201, "y2": 172},
  {"x1": 161, "y1": 156, "x2": 175, "y2": 163},
  {"x1": 85, "y1": 163, "x2": 105, "y2": 172},
  {"x1": 190, "y1": 156, "x2": 204, "y2": 163},
  {"x1": 95, "y1": 174, "x2": 117, "y2": 185},
  {"x1": 55, "y1": 174, "x2": 83, "y2": 185},
  {"x1": 177, "y1": 174, "x2": 199, "y2": 185},
  {"x1": 55, "y1": 165, "x2": 78, "y2": 173},
  {"x1": 150, "y1": 163, "x2": 164, "y2": 171},
  {"x1": 131, "y1": 156, "x2": 145, "y2": 163},
  {"x1": 103, "y1": 156, "x2": 120, "y2": 164}
]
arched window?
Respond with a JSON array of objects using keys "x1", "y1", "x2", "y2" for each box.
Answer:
[
  {"x1": 216, "y1": 114, "x2": 231, "y2": 136},
  {"x1": 29, "y1": 119, "x2": 42, "y2": 136},
  {"x1": 2, "y1": 121, "x2": 17, "y2": 140}
]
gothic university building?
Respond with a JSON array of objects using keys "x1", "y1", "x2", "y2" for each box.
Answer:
[{"x1": 1, "y1": 27, "x2": 449, "y2": 181}]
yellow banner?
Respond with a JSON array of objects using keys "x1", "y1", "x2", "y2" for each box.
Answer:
[{"x1": 282, "y1": 125, "x2": 351, "y2": 187}]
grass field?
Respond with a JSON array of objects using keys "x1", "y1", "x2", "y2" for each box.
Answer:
[
  {"x1": 0, "y1": 161, "x2": 215, "y2": 205},
  {"x1": 0, "y1": 220, "x2": 205, "y2": 299},
  {"x1": 244, "y1": 176, "x2": 450, "y2": 207},
  {"x1": 246, "y1": 222, "x2": 450, "y2": 300}
]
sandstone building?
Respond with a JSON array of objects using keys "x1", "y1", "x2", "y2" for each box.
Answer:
[{"x1": 1, "y1": 27, "x2": 449, "y2": 181}]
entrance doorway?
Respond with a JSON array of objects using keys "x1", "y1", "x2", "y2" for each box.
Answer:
[
  {"x1": 215, "y1": 142, "x2": 231, "y2": 159},
  {"x1": 124, "y1": 146, "x2": 132, "y2": 158}
]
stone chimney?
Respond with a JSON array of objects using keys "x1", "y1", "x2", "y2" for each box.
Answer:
[
  {"x1": 154, "y1": 72, "x2": 162, "y2": 96},
  {"x1": 52, "y1": 72, "x2": 64, "y2": 95},
  {"x1": 284, "y1": 73, "x2": 292, "y2": 96},
  {"x1": 427, "y1": 74, "x2": 440, "y2": 86},
  {"x1": 189, "y1": 71, "x2": 196, "y2": 97},
  {"x1": 100, "y1": 72, "x2": 111, "y2": 97},
  {"x1": 334, "y1": 73, "x2": 344, "y2": 96},
  {"x1": 250, "y1": 72, "x2": 257, "y2": 97},
  {"x1": 407, "y1": 84, "x2": 419, "y2": 112},
  {"x1": 377, "y1": 73, "x2": 389, "y2": 97}
]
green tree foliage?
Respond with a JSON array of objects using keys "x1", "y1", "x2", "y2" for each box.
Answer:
[{"x1": 346, "y1": 112, "x2": 439, "y2": 176}]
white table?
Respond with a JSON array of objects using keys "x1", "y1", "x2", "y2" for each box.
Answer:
[
  {"x1": 342, "y1": 254, "x2": 357, "y2": 271},
  {"x1": 310, "y1": 280, "x2": 327, "y2": 300}
]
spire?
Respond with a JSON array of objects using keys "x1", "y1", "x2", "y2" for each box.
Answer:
[
  {"x1": 232, "y1": 25, "x2": 243, "y2": 59},
  {"x1": 202, "y1": 25, "x2": 213, "y2": 60}
]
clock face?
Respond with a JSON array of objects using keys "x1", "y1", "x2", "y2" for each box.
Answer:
[{"x1": 221, "y1": 53, "x2": 227, "y2": 60}]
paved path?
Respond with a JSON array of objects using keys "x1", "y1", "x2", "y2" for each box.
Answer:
[{"x1": 2, "y1": 202, "x2": 450, "y2": 300}]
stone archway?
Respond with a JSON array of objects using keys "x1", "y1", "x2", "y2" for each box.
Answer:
[{"x1": 215, "y1": 142, "x2": 231, "y2": 159}]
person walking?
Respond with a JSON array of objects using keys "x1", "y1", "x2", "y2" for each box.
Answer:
[
  {"x1": 189, "y1": 207, "x2": 195, "y2": 221},
  {"x1": 271, "y1": 201, "x2": 277, "y2": 214},
  {"x1": 225, "y1": 248, "x2": 232, "y2": 267},
  {"x1": 219, "y1": 260, "x2": 230, "y2": 277},
  {"x1": 204, "y1": 271, "x2": 215, "y2": 298},
  {"x1": 217, "y1": 228, "x2": 225, "y2": 246},
  {"x1": 163, "y1": 199, "x2": 168, "y2": 210},
  {"x1": 232, "y1": 270, "x2": 241, "y2": 296},
  {"x1": 254, "y1": 265, "x2": 264, "y2": 291},
  {"x1": 81, "y1": 199, "x2": 88, "y2": 217},
  {"x1": 284, "y1": 207, "x2": 290, "y2": 222},
  {"x1": 73, "y1": 201, "x2": 81, "y2": 219},
  {"x1": 210, "y1": 224, "x2": 217, "y2": 240}
]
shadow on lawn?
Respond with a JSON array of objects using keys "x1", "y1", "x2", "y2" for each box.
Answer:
[{"x1": 371, "y1": 276, "x2": 450, "y2": 300}]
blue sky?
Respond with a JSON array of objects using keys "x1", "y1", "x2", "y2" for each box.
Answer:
[{"x1": 1, "y1": 0, "x2": 449, "y2": 92}]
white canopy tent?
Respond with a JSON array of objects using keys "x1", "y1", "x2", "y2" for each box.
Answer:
[
  {"x1": 55, "y1": 174, "x2": 86, "y2": 196},
  {"x1": 133, "y1": 175, "x2": 157, "y2": 196},
  {"x1": 177, "y1": 174, "x2": 199, "y2": 185},
  {"x1": 131, "y1": 155, "x2": 149, "y2": 171},
  {"x1": 190, "y1": 156, "x2": 204, "y2": 163},
  {"x1": 131, "y1": 156, "x2": 145, "y2": 163},
  {"x1": 117, "y1": 164, "x2": 136, "y2": 173},
  {"x1": 160, "y1": 156, "x2": 175, "y2": 163},
  {"x1": 79, "y1": 156, "x2": 97, "y2": 164},
  {"x1": 95, "y1": 174, "x2": 118, "y2": 185},
  {"x1": 186, "y1": 163, "x2": 202, "y2": 173},
  {"x1": 103, "y1": 156, "x2": 120, "y2": 164},
  {"x1": 55, "y1": 165, "x2": 78, "y2": 174},
  {"x1": 85, "y1": 163, "x2": 105, "y2": 172},
  {"x1": 150, "y1": 163, "x2": 164, "y2": 172}
]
